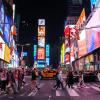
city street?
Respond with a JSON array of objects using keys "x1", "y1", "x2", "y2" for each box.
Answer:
[{"x1": 0, "y1": 76, "x2": 100, "y2": 100}]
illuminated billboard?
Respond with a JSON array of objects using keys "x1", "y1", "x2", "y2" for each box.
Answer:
[
  {"x1": 78, "y1": 30, "x2": 87, "y2": 58},
  {"x1": 38, "y1": 37, "x2": 45, "y2": 47},
  {"x1": 46, "y1": 45, "x2": 50, "y2": 57},
  {"x1": 85, "y1": 8, "x2": 100, "y2": 53},
  {"x1": 0, "y1": 3, "x2": 4, "y2": 35},
  {"x1": 46, "y1": 58, "x2": 49, "y2": 65},
  {"x1": 0, "y1": 36, "x2": 5, "y2": 60},
  {"x1": 76, "y1": 8, "x2": 86, "y2": 29},
  {"x1": 4, "y1": 44, "x2": 10, "y2": 63},
  {"x1": 61, "y1": 44, "x2": 65, "y2": 64},
  {"x1": 4, "y1": 16, "x2": 11, "y2": 44},
  {"x1": 37, "y1": 48, "x2": 45, "y2": 60},
  {"x1": 38, "y1": 26, "x2": 45, "y2": 36},
  {"x1": 38, "y1": 19, "x2": 45, "y2": 25},
  {"x1": 33, "y1": 45, "x2": 37, "y2": 61}
]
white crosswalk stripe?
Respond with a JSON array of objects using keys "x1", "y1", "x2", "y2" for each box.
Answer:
[
  {"x1": 90, "y1": 86, "x2": 100, "y2": 92},
  {"x1": 56, "y1": 90, "x2": 61, "y2": 96},
  {"x1": 66, "y1": 86, "x2": 79, "y2": 96}
]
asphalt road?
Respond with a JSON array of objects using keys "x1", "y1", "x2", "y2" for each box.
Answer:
[{"x1": 0, "y1": 76, "x2": 100, "y2": 100}]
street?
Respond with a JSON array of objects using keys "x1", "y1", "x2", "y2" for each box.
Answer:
[{"x1": 0, "y1": 76, "x2": 100, "y2": 100}]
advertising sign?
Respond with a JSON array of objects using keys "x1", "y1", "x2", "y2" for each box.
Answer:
[
  {"x1": 4, "y1": 44, "x2": 10, "y2": 63},
  {"x1": 38, "y1": 37, "x2": 45, "y2": 47},
  {"x1": 46, "y1": 57, "x2": 49, "y2": 65},
  {"x1": 37, "y1": 48, "x2": 45, "y2": 60},
  {"x1": 38, "y1": 26, "x2": 45, "y2": 36},
  {"x1": 46, "y1": 45, "x2": 50, "y2": 57},
  {"x1": 38, "y1": 19, "x2": 45, "y2": 25},
  {"x1": 0, "y1": 36, "x2": 5, "y2": 60},
  {"x1": 61, "y1": 43, "x2": 65, "y2": 64},
  {"x1": 0, "y1": 3, "x2": 4, "y2": 35},
  {"x1": 76, "y1": 8, "x2": 86, "y2": 29},
  {"x1": 78, "y1": 30, "x2": 87, "y2": 58},
  {"x1": 4, "y1": 16, "x2": 11, "y2": 44}
]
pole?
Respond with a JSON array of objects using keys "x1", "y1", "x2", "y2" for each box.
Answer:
[{"x1": 21, "y1": 45, "x2": 24, "y2": 60}]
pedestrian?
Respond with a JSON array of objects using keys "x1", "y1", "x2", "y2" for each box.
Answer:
[
  {"x1": 78, "y1": 71, "x2": 85, "y2": 88},
  {"x1": 67, "y1": 71, "x2": 74, "y2": 88}
]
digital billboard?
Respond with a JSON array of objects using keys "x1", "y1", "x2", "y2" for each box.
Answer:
[
  {"x1": 4, "y1": 16, "x2": 11, "y2": 44},
  {"x1": 0, "y1": 36, "x2": 5, "y2": 60},
  {"x1": 46, "y1": 45, "x2": 50, "y2": 57},
  {"x1": 61, "y1": 43, "x2": 65, "y2": 64},
  {"x1": 0, "y1": 3, "x2": 4, "y2": 35},
  {"x1": 86, "y1": 29, "x2": 100, "y2": 53},
  {"x1": 46, "y1": 58, "x2": 49, "y2": 65},
  {"x1": 38, "y1": 26, "x2": 45, "y2": 37},
  {"x1": 33, "y1": 45, "x2": 37, "y2": 61},
  {"x1": 4, "y1": 44, "x2": 10, "y2": 63},
  {"x1": 76, "y1": 8, "x2": 86, "y2": 29},
  {"x1": 78, "y1": 30, "x2": 87, "y2": 58},
  {"x1": 38, "y1": 37, "x2": 45, "y2": 47},
  {"x1": 86, "y1": 8, "x2": 100, "y2": 53},
  {"x1": 37, "y1": 48, "x2": 45, "y2": 60},
  {"x1": 38, "y1": 19, "x2": 45, "y2": 26}
]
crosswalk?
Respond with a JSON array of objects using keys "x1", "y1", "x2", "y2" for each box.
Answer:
[{"x1": 0, "y1": 83, "x2": 100, "y2": 97}]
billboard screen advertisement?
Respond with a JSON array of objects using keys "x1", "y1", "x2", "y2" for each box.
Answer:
[
  {"x1": 38, "y1": 26, "x2": 45, "y2": 37},
  {"x1": 0, "y1": 3, "x2": 4, "y2": 35},
  {"x1": 86, "y1": 29, "x2": 100, "y2": 53},
  {"x1": 46, "y1": 58, "x2": 49, "y2": 65},
  {"x1": 78, "y1": 30, "x2": 87, "y2": 58},
  {"x1": 76, "y1": 8, "x2": 86, "y2": 29},
  {"x1": 61, "y1": 43, "x2": 65, "y2": 64},
  {"x1": 4, "y1": 16, "x2": 11, "y2": 44},
  {"x1": 4, "y1": 44, "x2": 10, "y2": 63},
  {"x1": 0, "y1": 36, "x2": 5, "y2": 60},
  {"x1": 38, "y1": 37, "x2": 45, "y2": 47},
  {"x1": 46, "y1": 45, "x2": 50, "y2": 57},
  {"x1": 38, "y1": 19, "x2": 45, "y2": 26},
  {"x1": 37, "y1": 48, "x2": 45, "y2": 60}
]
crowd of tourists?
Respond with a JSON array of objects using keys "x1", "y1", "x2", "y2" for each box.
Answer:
[{"x1": 0, "y1": 67, "x2": 25, "y2": 95}]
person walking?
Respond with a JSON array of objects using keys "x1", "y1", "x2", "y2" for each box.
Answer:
[{"x1": 67, "y1": 71, "x2": 74, "y2": 88}]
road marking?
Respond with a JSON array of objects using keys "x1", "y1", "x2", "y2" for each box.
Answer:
[
  {"x1": 28, "y1": 91, "x2": 34, "y2": 96},
  {"x1": 66, "y1": 87, "x2": 79, "y2": 96},
  {"x1": 56, "y1": 90, "x2": 61, "y2": 96},
  {"x1": 90, "y1": 86, "x2": 100, "y2": 92}
]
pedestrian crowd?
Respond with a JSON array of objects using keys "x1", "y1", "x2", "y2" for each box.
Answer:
[
  {"x1": 53, "y1": 70, "x2": 99, "y2": 90},
  {"x1": 0, "y1": 67, "x2": 25, "y2": 95}
]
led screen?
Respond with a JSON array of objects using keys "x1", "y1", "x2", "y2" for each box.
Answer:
[
  {"x1": 4, "y1": 16, "x2": 11, "y2": 44},
  {"x1": 78, "y1": 30, "x2": 87, "y2": 58},
  {"x1": 38, "y1": 26, "x2": 45, "y2": 36},
  {"x1": 38, "y1": 48, "x2": 45, "y2": 60},
  {"x1": 86, "y1": 29, "x2": 100, "y2": 53},
  {"x1": 46, "y1": 58, "x2": 49, "y2": 65},
  {"x1": 0, "y1": 4, "x2": 4, "y2": 35},
  {"x1": 38, "y1": 37, "x2": 45, "y2": 47},
  {"x1": 38, "y1": 19, "x2": 45, "y2": 25},
  {"x1": 0, "y1": 36, "x2": 5, "y2": 60},
  {"x1": 46, "y1": 45, "x2": 50, "y2": 57},
  {"x1": 4, "y1": 44, "x2": 10, "y2": 63}
]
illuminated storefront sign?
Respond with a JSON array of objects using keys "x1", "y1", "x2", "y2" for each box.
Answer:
[{"x1": 37, "y1": 48, "x2": 45, "y2": 60}]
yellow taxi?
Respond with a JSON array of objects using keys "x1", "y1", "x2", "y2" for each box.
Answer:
[{"x1": 41, "y1": 69, "x2": 57, "y2": 79}]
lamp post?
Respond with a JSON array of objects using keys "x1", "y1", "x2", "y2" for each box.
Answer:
[{"x1": 16, "y1": 43, "x2": 31, "y2": 60}]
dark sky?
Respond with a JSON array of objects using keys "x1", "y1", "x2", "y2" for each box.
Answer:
[{"x1": 14, "y1": 0, "x2": 65, "y2": 67}]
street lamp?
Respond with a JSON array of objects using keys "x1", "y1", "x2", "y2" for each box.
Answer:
[{"x1": 16, "y1": 43, "x2": 31, "y2": 59}]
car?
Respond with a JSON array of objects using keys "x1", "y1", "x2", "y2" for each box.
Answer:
[{"x1": 41, "y1": 69, "x2": 57, "y2": 79}]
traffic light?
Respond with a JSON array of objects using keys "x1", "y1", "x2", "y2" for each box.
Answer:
[{"x1": 0, "y1": 43, "x2": 2, "y2": 49}]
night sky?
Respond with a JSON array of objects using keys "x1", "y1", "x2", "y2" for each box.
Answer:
[{"x1": 14, "y1": 0, "x2": 66, "y2": 67}]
